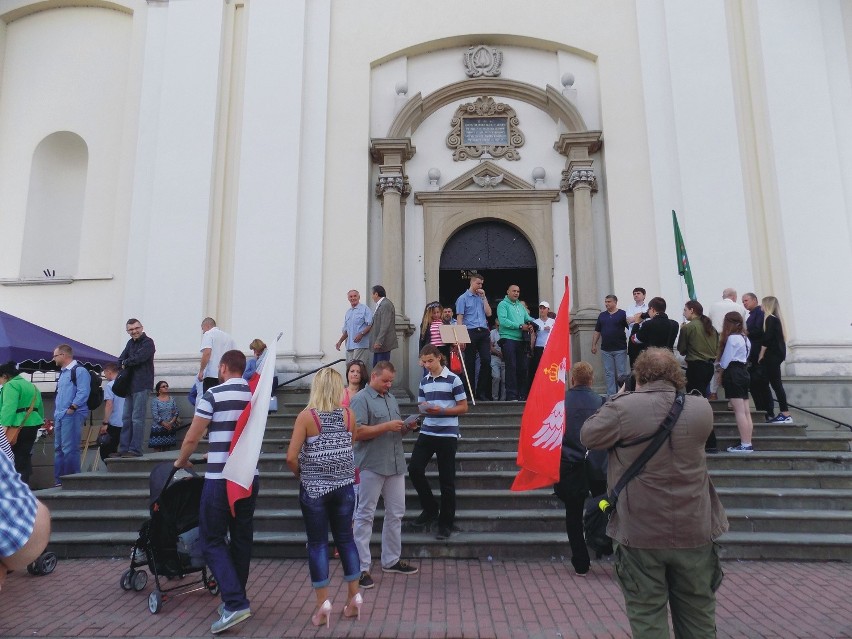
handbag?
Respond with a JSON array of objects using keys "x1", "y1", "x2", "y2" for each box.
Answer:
[
  {"x1": 4, "y1": 392, "x2": 37, "y2": 446},
  {"x1": 449, "y1": 349, "x2": 463, "y2": 374},
  {"x1": 583, "y1": 392, "x2": 686, "y2": 550},
  {"x1": 96, "y1": 432, "x2": 112, "y2": 446},
  {"x1": 112, "y1": 367, "x2": 133, "y2": 398}
]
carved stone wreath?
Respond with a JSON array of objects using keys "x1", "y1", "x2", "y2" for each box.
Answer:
[{"x1": 446, "y1": 96, "x2": 525, "y2": 161}]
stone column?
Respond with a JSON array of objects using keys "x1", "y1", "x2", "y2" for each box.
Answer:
[
  {"x1": 555, "y1": 132, "x2": 603, "y2": 382},
  {"x1": 370, "y1": 138, "x2": 416, "y2": 395}
]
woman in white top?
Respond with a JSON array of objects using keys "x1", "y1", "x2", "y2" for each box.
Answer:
[{"x1": 719, "y1": 311, "x2": 754, "y2": 453}]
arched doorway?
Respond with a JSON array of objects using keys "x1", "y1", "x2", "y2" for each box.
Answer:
[{"x1": 439, "y1": 221, "x2": 538, "y2": 315}]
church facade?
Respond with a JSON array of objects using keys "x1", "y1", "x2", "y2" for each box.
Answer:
[{"x1": 0, "y1": 0, "x2": 850, "y2": 393}]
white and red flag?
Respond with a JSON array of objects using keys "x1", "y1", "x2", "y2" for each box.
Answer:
[
  {"x1": 511, "y1": 278, "x2": 571, "y2": 491},
  {"x1": 222, "y1": 333, "x2": 281, "y2": 515}
]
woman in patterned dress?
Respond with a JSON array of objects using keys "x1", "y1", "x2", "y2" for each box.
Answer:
[
  {"x1": 286, "y1": 367, "x2": 363, "y2": 627},
  {"x1": 149, "y1": 380, "x2": 179, "y2": 451}
]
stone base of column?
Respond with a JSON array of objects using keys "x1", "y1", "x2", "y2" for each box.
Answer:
[{"x1": 390, "y1": 314, "x2": 416, "y2": 399}]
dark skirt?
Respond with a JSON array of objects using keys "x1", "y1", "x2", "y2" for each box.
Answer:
[{"x1": 722, "y1": 362, "x2": 750, "y2": 399}]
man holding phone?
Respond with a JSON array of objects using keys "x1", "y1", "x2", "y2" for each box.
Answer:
[{"x1": 408, "y1": 345, "x2": 468, "y2": 540}]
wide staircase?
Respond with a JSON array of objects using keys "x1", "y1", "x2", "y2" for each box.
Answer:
[{"x1": 36, "y1": 394, "x2": 852, "y2": 562}]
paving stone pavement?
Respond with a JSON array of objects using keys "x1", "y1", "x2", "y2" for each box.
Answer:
[{"x1": 2, "y1": 558, "x2": 851, "y2": 638}]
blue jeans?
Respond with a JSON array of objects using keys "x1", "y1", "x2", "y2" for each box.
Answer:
[
  {"x1": 54, "y1": 411, "x2": 86, "y2": 484},
  {"x1": 120, "y1": 390, "x2": 148, "y2": 454},
  {"x1": 501, "y1": 338, "x2": 528, "y2": 401},
  {"x1": 299, "y1": 483, "x2": 360, "y2": 588},
  {"x1": 200, "y1": 477, "x2": 259, "y2": 612},
  {"x1": 601, "y1": 349, "x2": 628, "y2": 396}
]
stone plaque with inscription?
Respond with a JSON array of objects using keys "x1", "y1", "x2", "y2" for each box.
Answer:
[
  {"x1": 462, "y1": 117, "x2": 510, "y2": 146},
  {"x1": 447, "y1": 97, "x2": 524, "y2": 161}
]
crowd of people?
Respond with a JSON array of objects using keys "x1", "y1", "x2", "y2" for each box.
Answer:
[
  {"x1": 590, "y1": 287, "x2": 792, "y2": 453},
  {"x1": 0, "y1": 278, "x2": 794, "y2": 635}
]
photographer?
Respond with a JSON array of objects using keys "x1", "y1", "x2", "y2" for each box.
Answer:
[{"x1": 581, "y1": 348, "x2": 728, "y2": 638}]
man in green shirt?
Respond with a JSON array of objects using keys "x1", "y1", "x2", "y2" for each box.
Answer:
[{"x1": 497, "y1": 284, "x2": 536, "y2": 401}]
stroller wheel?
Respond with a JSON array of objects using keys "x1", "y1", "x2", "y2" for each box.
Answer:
[
  {"x1": 148, "y1": 591, "x2": 162, "y2": 614},
  {"x1": 206, "y1": 576, "x2": 219, "y2": 595},
  {"x1": 27, "y1": 562, "x2": 42, "y2": 576},
  {"x1": 37, "y1": 552, "x2": 58, "y2": 575},
  {"x1": 120, "y1": 569, "x2": 133, "y2": 591},
  {"x1": 132, "y1": 570, "x2": 148, "y2": 591}
]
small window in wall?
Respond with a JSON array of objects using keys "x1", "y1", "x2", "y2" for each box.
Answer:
[{"x1": 21, "y1": 132, "x2": 88, "y2": 279}]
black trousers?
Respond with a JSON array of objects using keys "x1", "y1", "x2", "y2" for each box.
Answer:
[
  {"x1": 527, "y1": 346, "x2": 545, "y2": 395},
  {"x1": 407, "y1": 434, "x2": 458, "y2": 529},
  {"x1": 553, "y1": 460, "x2": 609, "y2": 572},
  {"x1": 462, "y1": 328, "x2": 492, "y2": 401},
  {"x1": 11, "y1": 426, "x2": 39, "y2": 485},
  {"x1": 763, "y1": 359, "x2": 789, "y2": 414},
  {"x1": 687, "y1": 360, "x2": 717, "y2": 449},
  {"x1": 748, "y1": 358, "x2": 773, "y2": 415},
  {"x1": 99, "y1": 425, "x2": 122, "y2": 461}
]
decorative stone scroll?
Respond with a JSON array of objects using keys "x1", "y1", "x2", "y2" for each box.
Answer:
[
  {"x1": 560, "y1": 168, "x2": 598, "y2": 193},
  {"x1": 446, "y1": 96, "x2": 525, "y2": 161},
  {"x1": 464, "y1": 45, "x2": 503, "y2": 78}
]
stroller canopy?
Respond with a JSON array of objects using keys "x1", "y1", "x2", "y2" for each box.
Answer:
[{"x1": 0, "y1": 310, "x2": 116, "y2": 371}]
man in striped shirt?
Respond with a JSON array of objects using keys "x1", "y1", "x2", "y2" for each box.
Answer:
[
  {"x1": 408, "y1": 345, "x2": 468, "y2": 540},
  {"x1": 175, "y1": 350, "x2": 257, "y2": 635}
]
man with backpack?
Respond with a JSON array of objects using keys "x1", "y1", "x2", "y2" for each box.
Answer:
[
  {"x1": 51, "y1": 344, "x2": 90, "y2": 485},
  {"x1": 113, "y1": 318, "x2": 155, "y2": 458}
]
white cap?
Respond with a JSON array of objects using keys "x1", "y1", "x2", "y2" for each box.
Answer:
[{"x1": 539, "y1": 301, "x2": 550, "y2": 309}]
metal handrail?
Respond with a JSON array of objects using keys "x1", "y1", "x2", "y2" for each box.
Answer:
[
  {"x1": 278, "y1": 358, "x2": 346, "y2": 387},
  {"x1": 777, "y1": 396, "x2": 852, "y2": 433}
]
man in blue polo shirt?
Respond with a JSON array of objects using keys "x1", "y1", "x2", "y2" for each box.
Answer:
[
  {"x1": 455, "y1": 273, "x2": 493, "y2": 401},
  {"x1": 591, "y1": 295, "x2": 629, "y2": 396},
  {"x1": 408, "y1": 345, "x2": 468, "y2": 540}
]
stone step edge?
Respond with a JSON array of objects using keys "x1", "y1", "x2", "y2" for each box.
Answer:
[
  {"x1": 36, "y1": 486, "x2": 852, "y2": 498},
  {"x1": 46, "y1": 530, "x2": 852, "y2": 548},
  {"x1": 46, "y1": 506, "x2": 852, "y2": 522}
]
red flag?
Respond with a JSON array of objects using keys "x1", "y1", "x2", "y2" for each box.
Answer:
[{"x1": 511, "y1": 277, "x2": 571, "y2": 491}]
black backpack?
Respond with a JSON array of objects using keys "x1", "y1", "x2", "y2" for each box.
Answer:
[{"x1": 71, "y1": 364, "x2": 104, "y2": 411}]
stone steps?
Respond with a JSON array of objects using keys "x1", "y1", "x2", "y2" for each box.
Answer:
[{"x1": 35, "y1": 394, "x2": 852, "y2": 562}]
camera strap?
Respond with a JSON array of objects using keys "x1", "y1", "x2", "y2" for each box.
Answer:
[{"x1": 599, "y1": 391, "x2": 686, "y2": 514}]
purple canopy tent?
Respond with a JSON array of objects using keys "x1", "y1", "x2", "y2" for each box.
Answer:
[{"x1": 0, "y1": 310, "x2": 117, "y2": 371}]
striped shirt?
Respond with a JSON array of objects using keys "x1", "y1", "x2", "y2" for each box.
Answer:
[
  {"x1": 299, "y1": 409, "x2": 355, "y2": 498},
  {"x1": 429, "y1": 320, "x2": 445, "y2": 346},
  {"x1": 194, "y1": 378, "x2": 253, "y2": 480},
  {"x1": 418, "y1": 366, "x2": 466, "y2": 438},
  {"x1": 0, "y1": 443, "x2": 38, "y2": 557}
]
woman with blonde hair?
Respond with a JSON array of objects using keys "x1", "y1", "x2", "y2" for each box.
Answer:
[
  {"x1": 719, "y1": 312, "x2": 754, "y2": 452},
  {"x1": 286, "y1": 367, "x2": 362, "y2": 627},
  {"x1": 760, "y1": 296, "x2": 792, "y2": 423}
]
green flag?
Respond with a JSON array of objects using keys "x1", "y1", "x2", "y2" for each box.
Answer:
[{"x1": 672, "y1": 210, "x2": 696, "y2": 300}]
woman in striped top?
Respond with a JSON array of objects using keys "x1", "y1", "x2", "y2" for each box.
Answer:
[
  {"x1": 286, "y1": 368, "x2": 363, "y2": 627},
  {"x1": 419, "y1": 302, "x2": 450, "y2": 368}
]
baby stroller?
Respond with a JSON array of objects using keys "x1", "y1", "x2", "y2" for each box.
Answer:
[{"x1": 120, "y1": 461, "x2": 218, "y2": 614}]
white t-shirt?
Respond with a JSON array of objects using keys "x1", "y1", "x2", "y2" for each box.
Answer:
[
  {"x1": 201, "y1": 327, "x2": 237, "y2": 378},
  {"x1": 533, "y1": 317, "x2": 555, "y2": 348},
  {"x1": 709, "y1": 299, "x2": 746, "y2": 334}
]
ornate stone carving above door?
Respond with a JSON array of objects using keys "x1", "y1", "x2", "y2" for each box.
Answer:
[{"x1": 446, "y1": 96, "x2": 525, "y2": 161}]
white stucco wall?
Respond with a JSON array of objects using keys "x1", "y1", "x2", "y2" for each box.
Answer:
[{"x1": 0, "y1": 0, "x2": 848, "y2": 381}]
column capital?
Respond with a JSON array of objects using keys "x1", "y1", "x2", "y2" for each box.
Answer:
[
  {"x1": 370, "y1": 138, "x2": 416, "y2": 164},
  {"x1": 375, "y1": 173, "x2": 411, "y2": 199},
  {"x1": 560, "y1": 168, "x2": 598, "y2": 193},
  {"x1": 554, "y1": 131, "x2": 602, "y2": 159}
]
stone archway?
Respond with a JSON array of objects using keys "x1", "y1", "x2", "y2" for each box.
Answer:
[{"x1": 439, "y1": 220, "x2": 539, "y2": 311}]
